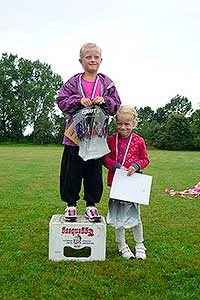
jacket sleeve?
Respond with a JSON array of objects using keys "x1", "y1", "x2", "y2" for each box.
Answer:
[
  {"x1": 103, "y1": 82, "x2": 121, "y2": 116},
  {"x1": 134, "y1": 138, "x2": 150, "y2": 170},
  {"x1": 56, "y1": 78, "x2": 83, "y2": 114}
]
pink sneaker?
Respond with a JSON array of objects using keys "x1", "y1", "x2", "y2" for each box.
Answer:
[
  {"x1": 64, "y1": 206, "x2": 77, "y2": 222},
  {"x1": 85, "y1": 206, "x2": 101, "y2": 222}
]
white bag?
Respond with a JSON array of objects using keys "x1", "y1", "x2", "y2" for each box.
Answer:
[{"x1": 73, "y1": 106, "x2": 110, "y2": 161}]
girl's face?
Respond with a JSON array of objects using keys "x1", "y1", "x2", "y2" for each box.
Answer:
[
  {"x1": 116, "y1": 113, "x2": 135, "y2": 138},
  {"x1": 79, "y1": 48, "x2": 102, "y2": 73}
]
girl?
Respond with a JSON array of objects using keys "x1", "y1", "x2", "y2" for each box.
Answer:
[
  {"x1": 103, "y1": 105, "x2": 150, "y2": 259},
  {"x1": 56, "y1": 43, "x2": 121, "y2": 222}
]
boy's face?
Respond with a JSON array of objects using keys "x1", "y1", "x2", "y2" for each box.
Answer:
[
  {"x1": 79, "y1": 48, "x2": 102, "y2": 73},
  {"x1": 116, "y1": 113, "x2": 135, "y2": 138}
]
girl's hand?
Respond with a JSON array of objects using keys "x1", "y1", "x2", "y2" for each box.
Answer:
[
  {"x1": 120, "y1": 166, "x2": 127, "y2": 170},
  {"x1": 80, "y1": 97, "x2": 92, "y2": 107},
  {"x1": 127, "y1": 166, "x2": 136, "y2": 176},
  {"x1": 93, "y1": 96, "x2": 105, "y2": 105}
]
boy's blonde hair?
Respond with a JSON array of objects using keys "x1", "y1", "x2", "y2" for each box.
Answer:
[
  {"x1": 79, "y1": 43, "x2": 102, "y2": 59},
  {"x1": 116, "y1": 105, "x2": 138, "y2": 127}
]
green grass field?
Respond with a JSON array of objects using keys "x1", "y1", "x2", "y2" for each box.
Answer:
[{"x1": 0, "y1": 145, "x2": 199, "y2": 300}]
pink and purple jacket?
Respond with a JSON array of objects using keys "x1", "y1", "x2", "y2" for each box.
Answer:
[
  {"x1": 103, "y1": 133, "x2": 150, "y2": 186},
  {"x1": 56, "y1": 73, "x2": 121, "y2": 146}
]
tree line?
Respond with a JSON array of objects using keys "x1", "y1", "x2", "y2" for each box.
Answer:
[
  {"x1": 109, "y1": 95, "x2": 200, "y2": 150},
  {"x1": 0, "y1": 53, "x2": 200, "y2": 150}
]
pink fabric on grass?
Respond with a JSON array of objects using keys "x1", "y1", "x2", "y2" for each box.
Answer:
[{"x1": 165, "y1": 182, "x2": 200, "y2": 198}]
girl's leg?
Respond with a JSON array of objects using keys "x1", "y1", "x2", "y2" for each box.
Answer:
[
  {"x1": 132, "y1": 219, "x2": 144, "y2": 244},
  {"x1": 132, "y1": 205, "x2": 146, "y2": 259},
  {"x1": 115, "y1": 227, "x2": 126, "y2": 247},
  {"x1": 115, "y1": 227, "x2": 135, "y2": 259}
]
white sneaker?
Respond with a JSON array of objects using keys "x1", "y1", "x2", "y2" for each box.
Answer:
[
  {"x1": 119, "y1": 244, "x2": 135, "y2": 259},
  {"x1": 85, "y1": 206, "x2": 101, "y2": 222},
  {"x1": 135, "y1": 243, "x2": 146, "y2": 260},
  {"x1": 64, "y1": 206, "x2": 77, "y2": 222}
]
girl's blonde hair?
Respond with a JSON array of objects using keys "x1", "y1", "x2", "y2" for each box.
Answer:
[
  {"x1": 79, "y1": 43, "x2": 102, "y2": 59},
  {"x1": 116, "y1": 105, "x2": 138, "y2": 127}
]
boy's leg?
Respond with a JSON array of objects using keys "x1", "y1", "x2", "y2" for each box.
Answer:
[
  {"x1": 83, "y1": 157, "x2": 103, "y2": 204},
  {"x1": 83, "y1": 158, "x2": 103, "y2": 221},
  {"x1": 60, "y1": 146, "x2": 83, "y2": 221},
  {"x1": 60, "y1": 146, "x2": 83, "y2": 204}
]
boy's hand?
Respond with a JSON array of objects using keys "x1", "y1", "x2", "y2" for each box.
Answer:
[
  {"x1": 80, "y1": 97, "x2": 92, "y2": 107},
  {"x1": 93, "y1": 96, "x2": 105, "y2": 105}
]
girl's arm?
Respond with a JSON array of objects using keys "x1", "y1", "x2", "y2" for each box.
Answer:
[
  {"x1": 103, "y1": 136, "x2": 122, "y2": 171},
  {"x1": 133, "y1": 138, "x2": 150, "y2": 170},
  {"x1": 126, "y1": 138, "x2": 149, "y2": 176},
  {"x1": 103, "y1": 153, "x2": 121, "y2": 171}
]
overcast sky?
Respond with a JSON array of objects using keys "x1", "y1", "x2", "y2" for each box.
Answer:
[{"x1": 1, "y1": 0, "x2": 200, "y2": 111}]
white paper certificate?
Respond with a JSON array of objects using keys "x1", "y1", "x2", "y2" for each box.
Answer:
[{"x1": 110, "y1": 169, "x2": 152, "y2": 205}]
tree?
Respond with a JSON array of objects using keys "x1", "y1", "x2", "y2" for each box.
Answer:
[
  {"x1": 165, "y1": 95, "x2": 192, "y2": 116},
  {"x1": 154, "y1": 107, "x2": 168, "y2": 124},
  {"x1": 137, "y1": 106, "x2": 154, "y2": 130},
  {"x1": 0, "y1": 53, "x2": 63, "y2": 143},
  {"x1": 33, "y1": 112, "x2": 54, "y2": 144},
  {"x1": 154, "y1": 95, "x2": 192, "y2": 126},
  {"x1": 190, "y1": 109, "x2": 200, "y2": 149},
  {"x1": 135, "y1": 106, "x2": 155, "y2": 145},
  {"x1": 0, "y1": 53, "x2": 20, "y2": 141},
  {"x1": 151, "y1": 123, "x2": 167, "y2": 149},
  {"x1": 51, "y1": 114, "x2": 67, "y2": 144},
  {"x1": 27, "y1": 60, "x2": 63, "y2": 134},
  {"x1": 155, "y1": 114, "x2": 193, "y2": 150}
]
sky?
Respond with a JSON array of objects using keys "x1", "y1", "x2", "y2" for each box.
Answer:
[{"x1": 1, "y1": 0, "x2": 200, "y2": 112}]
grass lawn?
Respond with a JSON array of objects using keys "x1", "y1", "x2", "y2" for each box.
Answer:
[{"x1": 0, "y1": 145, "x2": 199, "y2": 300}]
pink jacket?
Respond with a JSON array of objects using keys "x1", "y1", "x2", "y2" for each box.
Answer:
[{"x1": 103, "y1": 133, "x2": 150, "y2": 186}]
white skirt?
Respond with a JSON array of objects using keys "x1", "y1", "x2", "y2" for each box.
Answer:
[{"x1": 107, "y1": 198, "x2": 140, "y2": 229}]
